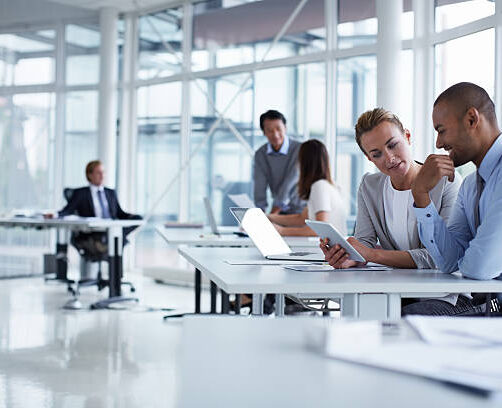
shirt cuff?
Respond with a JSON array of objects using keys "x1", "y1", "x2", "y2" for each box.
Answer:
[{"x1": 413, "y1": 201, "x2": 439, "y2": 223}]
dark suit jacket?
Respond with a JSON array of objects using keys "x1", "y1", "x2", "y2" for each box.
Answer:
[{"x1": 59, "y1": 187, "x2": 141, "y2": 220}]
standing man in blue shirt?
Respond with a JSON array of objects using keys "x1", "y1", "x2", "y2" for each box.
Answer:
[
  {"x1": 253, "y1": 110, "x2": 305, "y2": 214},
  {"x1": 411, "y1": 82, "x2": 502, "y2": 313}
]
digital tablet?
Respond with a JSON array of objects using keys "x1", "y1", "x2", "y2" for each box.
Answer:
[{"x1": 305, "y1": 220, "x2": 366, "y2": 263}]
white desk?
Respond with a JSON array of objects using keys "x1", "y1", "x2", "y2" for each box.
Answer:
[
  {"x1": 156, "y1": 225, "x2": 319, "y2": 313},
  {"x1": 177, "y1": 316, "x2": 500, "y2": 408},
  {"x1": 178, "y1": 246, "x2": 502, "y2": 319},
  {"x1": 155, "y1": 225, "x2": 320, "y2": 247},
  {"x1": 0, "y1": 217, "x2": 144, "y2": 308}
]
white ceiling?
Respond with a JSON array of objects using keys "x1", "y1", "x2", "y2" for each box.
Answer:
[{"x1": 48, "y1": 0, "x2": 179, "y2": 12}]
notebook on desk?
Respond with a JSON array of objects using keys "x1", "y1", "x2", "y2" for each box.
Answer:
[{"x1": 229, "y1": 207, "x2": 324, "y2": 262}]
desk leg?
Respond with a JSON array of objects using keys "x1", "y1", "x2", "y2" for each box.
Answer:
[
  {"x1": 48, "y1": 228, "x2": 69, "y2": 281},
  {"x1": 275, "y1": 294, "x2": 285, "y2": 317},
  {"x1": 252, "y1": 294, "x2": 264, "y2": 315},
  {"x1": 234, "y1": 295, "x2": 241, "y2": 315},
  {"x1": 387, "y1": 294, "x2": 402, "y2": 319},
  {"x1": 341, "y1": 294, "x2": 358, "y2": 318},
  {"x1": 91, "y1": 225, "x2": 138, "y2": 310},
  {"x1": 195, "y1": 268, "x2": 201, "y2": 313},
  {"x1": 221, "y1": 289, "x2": 230, "y2": 314},
  {"x1": 109, "y1": 236, "x2": 122, "y2": 298},
  {"x1": 210, "y1": 281, "x2": 217, "y2": 313},
  {"x1": 342, "y1": 294, "x2": 397, "y2": 320}
]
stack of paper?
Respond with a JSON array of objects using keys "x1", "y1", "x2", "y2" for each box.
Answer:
[{"x1": 324, "y1": 317, "x2": 502, "y2": 396}]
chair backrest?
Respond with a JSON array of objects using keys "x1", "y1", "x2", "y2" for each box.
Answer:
[{"x1": 63, "y1": 188, "x2": 75, "y2": 203}]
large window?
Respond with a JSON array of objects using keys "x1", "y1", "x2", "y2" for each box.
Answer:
[
  {"x1": 435, "y1": 0, "x2": 495, "y2": 32},
  {"x1": 0, "y1": 93, "x2": 55, "y2": 209},
  {"x1": 66, "y1": 24, "x2": 100, "y2": 86},
  {"x1": 192, "y1": 0, "x2": 325, "y2": 71},
  {"x1": 138, "y1": 8, "x2": 183, "y2": 80},
  {"x1": 0, "y1": 30, "x2": 55, "y2": 86},
  {"x1": 336, "y1": 56, "x2": 377, "y2": 218},
  {"x1": 136, "y1": 82, "x2": 182, "y2": 219},
  {"x1": 434, "y1": 29, "x2": 495, "y2": 98},
  {"x1": 337, "y1": 0, "x2": 377, "y2": 49},
  {"x1": 64, "y1": 91, "x2": 99, "y2": 187}
]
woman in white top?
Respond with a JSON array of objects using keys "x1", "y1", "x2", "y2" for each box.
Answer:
[{"x1": 269, "y1": 139, "x2": 347, "y2": 236}]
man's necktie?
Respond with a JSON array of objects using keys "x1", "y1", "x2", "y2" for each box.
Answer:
[
  {"x1": 98, "y1": 190, "x2": 111, "y2": 219},
  {"x1": 474, "y1": 171, "x2": 485, "y2": 230}
]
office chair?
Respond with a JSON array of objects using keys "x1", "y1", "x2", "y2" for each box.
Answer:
[{"x1": 62, "y1": 188, "x2": 136, "y2": 300}]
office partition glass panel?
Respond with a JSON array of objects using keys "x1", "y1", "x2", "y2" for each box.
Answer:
[
  {"x1": 0, "y1": 31, "x2": 55, "y2": 86},
  {"x1": 64, "y1": 91, "x2": 99, "y2": 187},
  {"x1": 434, "y1": 29, "x2": 494, "y2": 177},
  {"x1": 192, "y1": 0, "x2": 325, "y2": 71},
  {"x1": 66, "y1": 24, "x2": 100, "y2": 85},
  {"x1": 137, "y1": 8, "x2": 183, "y2": 80},
  {"x1": 435, "y1": 0, "x2": 494, "y2": 32},
  {"x1": 336, "y1": 56, "x2": 377, "y2": 219}
]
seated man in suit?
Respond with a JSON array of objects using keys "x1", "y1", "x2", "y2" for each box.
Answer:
[{"x1": 58, "y1": 160, "x2": 142, "y2": 256}]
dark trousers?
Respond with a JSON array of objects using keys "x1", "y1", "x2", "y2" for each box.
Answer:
[{"x1": 401, "y1": 295, "x2": 483, "y2": 316}]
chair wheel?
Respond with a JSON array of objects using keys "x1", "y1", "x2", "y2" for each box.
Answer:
[{"x1": 130, "y1": 287, "x2": 136, "y2": 293}]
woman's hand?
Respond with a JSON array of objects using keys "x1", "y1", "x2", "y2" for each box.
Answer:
[
  {"x1": 319, "y1": 238, "x2": 357, "y2": 268},
  {"x1": 346, "y1": 237, "x2": 372, "y2": 263},
  {"x1": 319, "y1": 237, "x2": 370, "y2": 269}
]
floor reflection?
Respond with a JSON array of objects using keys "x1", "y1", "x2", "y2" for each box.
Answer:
[{"x1": 0, "y1": 275, "x2": 197, "y2": 408}]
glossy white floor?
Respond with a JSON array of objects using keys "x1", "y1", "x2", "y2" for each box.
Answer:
[{"x1": 0, "y1": 272, "x2": 208, "y2": 408}]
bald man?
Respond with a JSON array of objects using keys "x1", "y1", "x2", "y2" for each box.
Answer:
[{"x1": 409, "y1": 82, "x2": 502, "y2": 315}]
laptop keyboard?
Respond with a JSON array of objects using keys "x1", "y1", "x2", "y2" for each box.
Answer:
[{"x1": 289, "y1": 251, "x2": 313, "y2": 256}]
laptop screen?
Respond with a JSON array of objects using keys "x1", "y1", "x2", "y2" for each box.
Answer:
[{"x1": 230, "y1": 207, "x2": 291, "y2": 256}]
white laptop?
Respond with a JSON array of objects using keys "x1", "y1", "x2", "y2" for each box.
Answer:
[{"x1": 229, "y1": 207, "x2": 325, "y2": 262}]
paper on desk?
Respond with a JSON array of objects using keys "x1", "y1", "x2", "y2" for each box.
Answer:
[
  {"x1": 225, "y1": 260, "x2": 325, "y2": 266},
  {"x1": 325, "y1": 319, "x2": 502, "y2": 395},
  {"x1": 406, "y1": 316, "x2": 502, "y2": 347},
  {"x1": 285, "y1": 263, "x2": 392, "y2": 272},
  {"x1": 228, "y1": 193, "x2": 255, "y2": 208}
]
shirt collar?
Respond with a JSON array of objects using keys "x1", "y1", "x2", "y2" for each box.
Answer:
[
  {"x1": 478, "y1": 133, "x2": 502, "y2": 182},
  {"x1": 89, "y1": 184, "x2": 104, "y2": 193},
  {"x1": 266, "y1": 135, "x2": 289, "y2": 155}
]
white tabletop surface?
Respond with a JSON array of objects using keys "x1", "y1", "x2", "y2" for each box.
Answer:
[
  {"x1": 178, "y1": 246, "x2": 502, "y2": 295},
  {"x1": 176, "y1": 316, "x2": 500, "y2": 408},
  {"x1": 0, "y1": 217, "x2": 144, "y2": 230},
  {"x1": 156, "y1": 225, "x2": 320, "y2": 247}
]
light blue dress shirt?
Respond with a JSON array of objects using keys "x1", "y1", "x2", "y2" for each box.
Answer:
[
  {"x1": 414, "y1": 134, "x2": 502, "y2": 281},
  {"x1": 266, "y1": 134, "x2": 290, "y2": 155}
]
